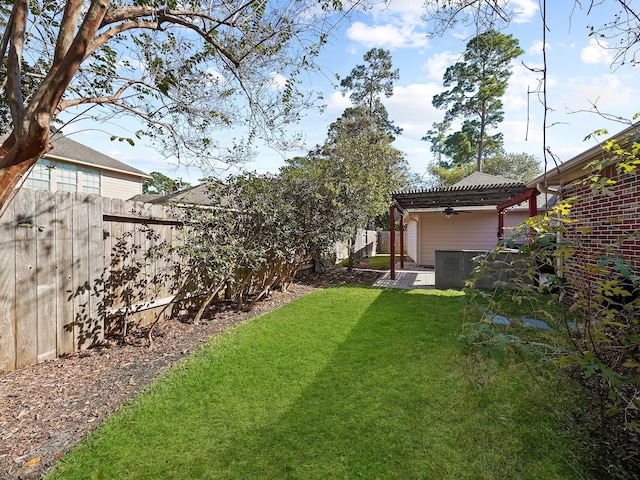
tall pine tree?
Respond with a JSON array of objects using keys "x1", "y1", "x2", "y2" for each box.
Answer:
[{"x1": 427, "y1": 29, "x2": 523, "y2": 172}]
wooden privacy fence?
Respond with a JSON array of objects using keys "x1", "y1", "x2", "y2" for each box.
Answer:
[
  {"x1": 334, "y1": 229, "x2": 378, "y2": 261},
  {"x1": 377, "y1": 231, "x2": 402, "y2": 254},
  {"x1": 0, "y1": 189, "x2": 183, "y2": 372}
]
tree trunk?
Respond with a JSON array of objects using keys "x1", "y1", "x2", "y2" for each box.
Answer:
[
  {"x1": 477, "y1": 105, "x2": 486, "y2": 172},
  {"x1": 0, "y1": 130, "x2": 52, "y2": 216},
  {"x1": 347, "y1": 233, "x2": 356, "y2": 271},
  {"x1": 193, "y1": 282, "x2": 225, "y2": 325},
  {"x1": 0, "y1": 0, "x2": 109, "y2": 215}
]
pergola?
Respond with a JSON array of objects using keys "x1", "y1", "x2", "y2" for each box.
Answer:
[{"x1": 389, "y1": 182, "x2": 539, "y2": 279}]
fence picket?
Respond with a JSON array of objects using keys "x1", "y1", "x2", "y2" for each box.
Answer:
[
  {"x1": 0, "y1": 196, "x2": 16, "y2": 371},
  {"x1": 36, "y1": 190, "x2": 57, "y2": 362},
  {"x1": 72, "y1": 193, "x2": 91, "y2": 351},
  {"x1": 88, "y1": 194, "x2": 104, "y2": 345},
  {"x1": 108, "y1": 198, "x2": 125, "y2": 336},
  {"x1": 14, "y1": 190, "x2": 38, "y2": 369},
  {"x1": 1, "y1": 191, "x2": 191, "y2": 372},
  {"x1": 55, "y1": 191, "x2": 75, "y2": 356}
]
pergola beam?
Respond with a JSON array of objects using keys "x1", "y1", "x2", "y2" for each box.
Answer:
[
  {"x1": 496, "y1": 187, "x2": 539, "y2": 239},
  {"x1": 392, "y1": 183, "x2": 529, "y2": 211}
]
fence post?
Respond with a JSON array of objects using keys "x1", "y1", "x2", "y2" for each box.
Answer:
[{"x1": 390, "y1": 205, "x2": 396, "y2": 280}]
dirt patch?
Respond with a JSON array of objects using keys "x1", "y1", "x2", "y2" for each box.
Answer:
[{"x1": 0, "y1": 268, "x2": 381, "y2": 479}]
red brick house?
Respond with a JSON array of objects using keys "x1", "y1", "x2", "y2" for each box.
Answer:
[{"x1": 527, "y1": 123, "x2": 640, "y2": 281}]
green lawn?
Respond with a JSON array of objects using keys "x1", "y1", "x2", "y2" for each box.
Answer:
[
  {"x1": 47, "y1": 286, "x2": 591, "y2": 480},
  {"x1": 341, "y1": 253, "x2": 395, "y2": 269}
]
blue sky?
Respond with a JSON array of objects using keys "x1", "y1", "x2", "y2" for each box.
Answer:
[{"x1": 62, "y1": 0, "x2": 640, "y2": 185}]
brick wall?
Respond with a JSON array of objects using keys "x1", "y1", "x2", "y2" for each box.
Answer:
[{"x1": 561, "y1": 164, "x2": 640, "y2": 282}]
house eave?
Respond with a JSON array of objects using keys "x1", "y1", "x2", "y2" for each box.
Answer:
[{"x1": 44, "y1": 153, "x2": 151, "y2": 179}]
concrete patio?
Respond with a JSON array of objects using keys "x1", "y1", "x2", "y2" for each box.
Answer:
[{"x1": 373, "y1": 263, "x2": 435, "y2": 290}]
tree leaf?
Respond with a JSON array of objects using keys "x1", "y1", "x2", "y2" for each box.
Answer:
[{"x1": 24, "y1": 456, "x2": 41, "y2": 467}]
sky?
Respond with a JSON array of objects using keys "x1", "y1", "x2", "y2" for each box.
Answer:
[{"x1": 61, "y1": 0, "x2": 640, "y2": 186}]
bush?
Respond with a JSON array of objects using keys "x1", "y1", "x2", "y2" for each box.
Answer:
[{"x1": 466, "y1": 180, "x2": 639, "y2": 477}]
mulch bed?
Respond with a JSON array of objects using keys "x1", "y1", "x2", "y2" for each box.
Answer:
[{"x1": 0, "y1": 268, "x2": 382, "y2": 480}]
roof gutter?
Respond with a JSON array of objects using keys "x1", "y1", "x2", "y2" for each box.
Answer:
[{"x1": 536, "y1": 182, "x2": 559, "y2": 196}]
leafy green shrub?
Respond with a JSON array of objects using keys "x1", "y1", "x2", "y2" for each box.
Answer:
[{"x1": 464, "y1": 133, "x2": 640, "y2": 478}]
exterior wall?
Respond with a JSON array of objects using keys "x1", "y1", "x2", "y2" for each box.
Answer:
[
  {"x1": 101, "y1": 171, "x2": 144, "y2": 200},
  {"x1": 561, "y1": 165, "x2": 640, "y2": 278},
  {"x1": 413, "y1": 209, "x2": 529, "y2": 267},
  {"x1": 23, "y1": 159, "x2": 145, "y2": 200}
]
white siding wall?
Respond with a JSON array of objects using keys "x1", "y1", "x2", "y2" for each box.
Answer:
[
  {"x1": 101, "y1": 171, "x2": 143, "y2": 200},
  {"x1": 416, "y1": 210, "x2": 530, "y2": 267}
]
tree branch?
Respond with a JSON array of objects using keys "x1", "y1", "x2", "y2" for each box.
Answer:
[
  {"x1": 57, "y1": 80, "x2": 146, "y2": 112},
  {"x1": 156, "y1": 12, "x2": 241, "y2": 68},
  {"x1": 87, "y1": 9, "x2": 247, "y2": 70},
  {"x1": 27, "y1": 0, "x2": 110, "y2": 126},
  {"x1": 100, "y1": 4, "x2": 253, "y2": 30},
  {"x1": 0, "y1": 3, "x2": 16, "y2": 79},
  {"x1": 53, "y1": 0, "x2": 83, "y2": 67},
  {"x1": 85, "y1": 20, "x2": 161, "y2": 59},
  {"x1": 6, "y1": 0, "x2": 28, "y2": 135}
]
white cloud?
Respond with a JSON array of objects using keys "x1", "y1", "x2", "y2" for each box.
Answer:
[
  {"x1": 503, "y1": 62, "x2": 540, "y2": 114},
  {"x1": 269, "y1": 72, "x2": 288, "y2": 90},
  {"x1": 395, "y1": 142, "x2": 432, "y2": 173},
  {"x1": 528, "y1": 40, "x2": 550, "y2": 56},
  {"x1": 369, "y1": 0, "x2": 424, "y2": 19},
  {"x1": 580, "y1": 39, "x2": 614, "y2": 65},
  {"x1": 323, "y1": 91, "x2": 352, "y2": 117},
  {"x1": 421, "y1": 51, "x2": 459, "y2": 82},
  {"x1": 343, "y1": 0, "x2": 429, "y2": 50},
  {"x1": 346, "y1": 21, "x2": 429, "y2": 49},
  {"x1": 117, "y1": 56, "x2": 144, "y2": 71},
  {"x1": 511, "y1": 0, "x2": 539, "y2": 24},
  {"x1": 205, "y1": 67, "x2": 227, "y2": 86},
  {"x1": 500, "y1": 120, "x2": 542, "y2": 153},
  {"x1": 561, "y1": 74, "x2": 637, "y2": 111},
  {"x1": 386, "y1": 83, "x2": 443, "y2": 141}
]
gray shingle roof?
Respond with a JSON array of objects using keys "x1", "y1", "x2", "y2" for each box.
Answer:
[
  {"x1": 150, "y1": 183, "x2": 230, "y2": 207},
  {"x1": 452, "y1": 171, "x2": 520, "y2": 188},
  {"x1": 150, "y1": 184, "x2": 211, "y2": 205},
  {"x1": 48, "y1": 134, "x2": 149, "y2": 177},
  {"x1": 129, "y1": 193, "x2": 164, "y2": 203}
]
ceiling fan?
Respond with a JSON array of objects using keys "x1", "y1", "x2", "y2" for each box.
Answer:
[
  {"x1": 443, "y1": 206, "x2": 471, "y2": 217},
  {"x1": 443, "y1": 206, "x2": 459, "y2": 217}
]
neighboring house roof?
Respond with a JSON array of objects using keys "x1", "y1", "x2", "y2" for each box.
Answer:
[
  {"x1": 452, "y1": 171, "x2": 521, "y2": 188},
  {"x1": 150, "y1": 183, "x2": 214, "y2": 206},
  {"x1": 149, "y1": 182, "x2": 233, "y2": 209},
  {"x1": 527, "y1": 122, "x2": 640, "y2": 188},
  {"x1": 48, "y1": 134, "x2": 150, "y2": 178},
  {"x1": 129, "y1": 193, "x2": 164, "y2": 203}
]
